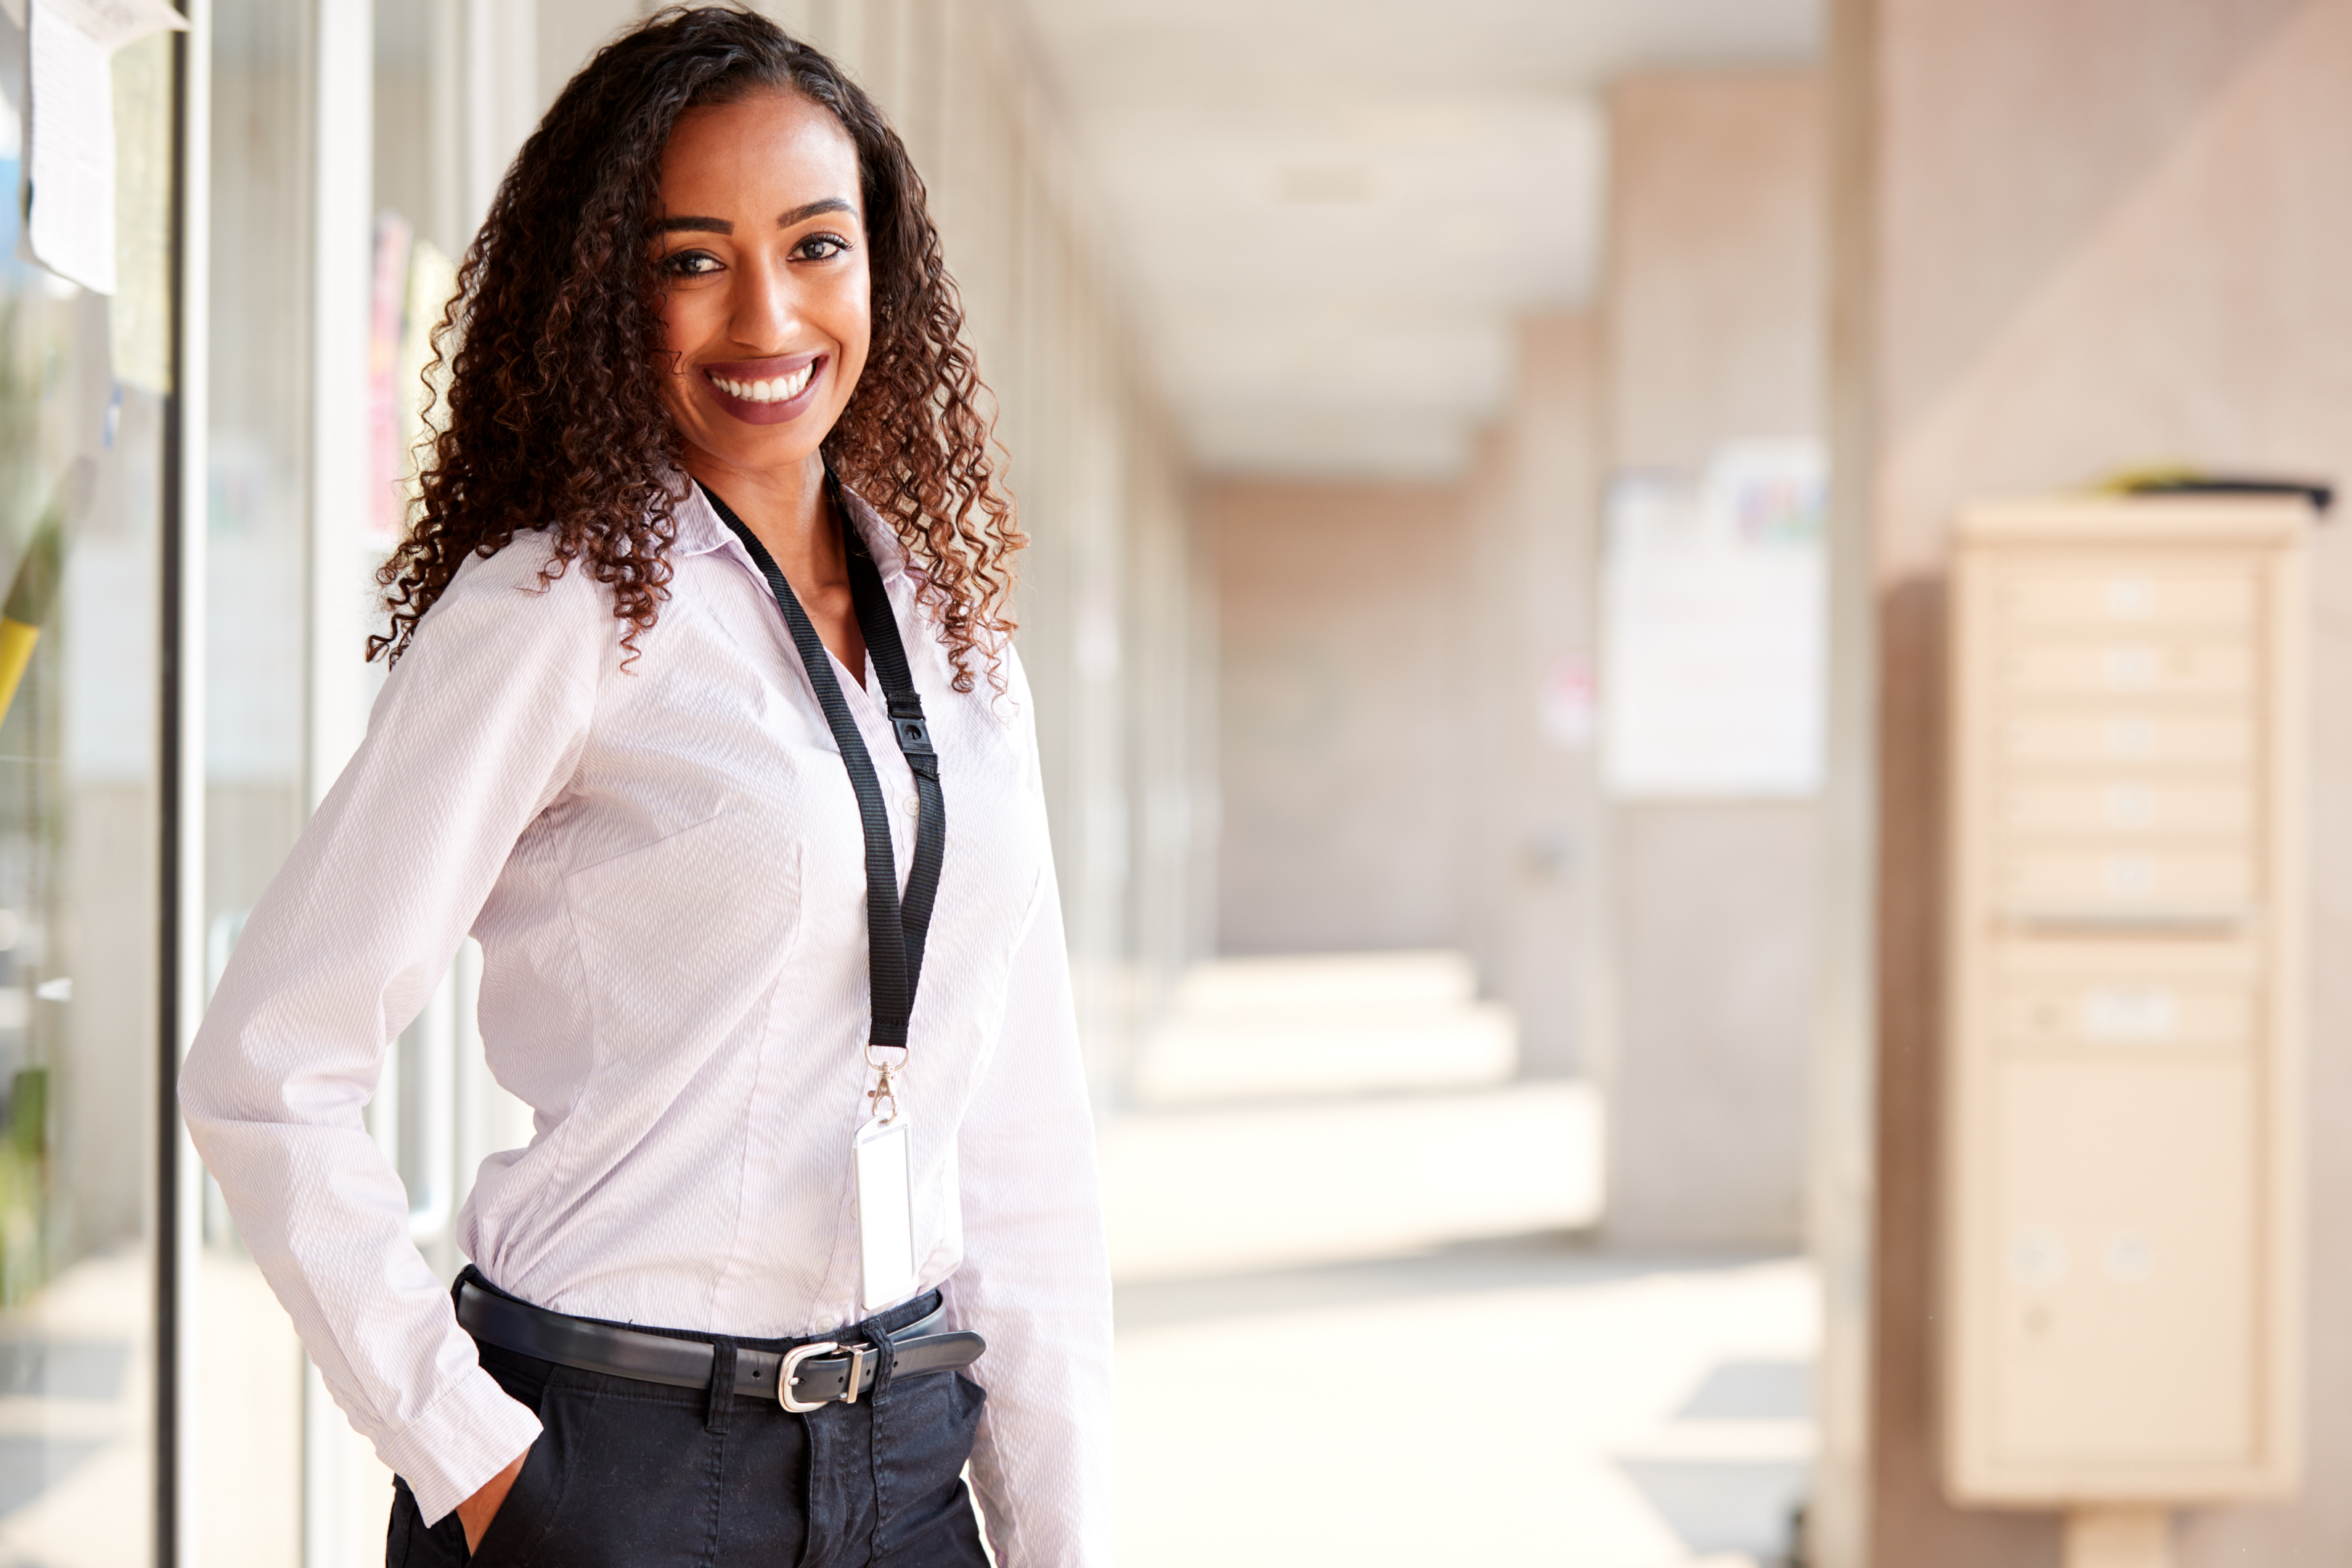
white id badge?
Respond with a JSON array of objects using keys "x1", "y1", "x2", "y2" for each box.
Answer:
[{"x1": 852, "y1": 1114, "x2": 918, "y2": 1312}]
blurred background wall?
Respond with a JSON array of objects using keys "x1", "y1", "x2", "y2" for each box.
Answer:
[
  {"x1": 1209, "y1": 478, "x2": 1473, "y2": 955},
  {"x1": 1601, "y1": 69, "x2": 1825, "y2": 1248},
  {"x1": 1461, "y1": 314, "x2": 1606, "y2": 1079}
]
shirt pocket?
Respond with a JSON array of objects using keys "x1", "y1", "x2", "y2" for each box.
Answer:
[{"x1": 562, "y1": 812, "x2": 806, "y2": 1071}]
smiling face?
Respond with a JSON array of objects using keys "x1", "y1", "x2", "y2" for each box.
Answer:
[{"x1": 653, "y1": 91, "x2": 870, "y2": 483}]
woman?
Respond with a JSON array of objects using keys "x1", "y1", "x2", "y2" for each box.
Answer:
[{"x1": 179, "y1": 9, "x2": 1110, "y2": 1566}]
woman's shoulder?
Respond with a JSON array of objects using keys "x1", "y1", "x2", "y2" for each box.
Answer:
[
  {"x1": 959, "y1": 634, "x2": 1038, "y2": 776},
  {"x1": 406, "y1": 530, "x2": 626, "y2": 670},
  {"x1": 441, "y1": 528, "x2": 603, "y2": 599},
  {"x1": 989, "y1": 634, "x2": 1034, "y2": 713}
]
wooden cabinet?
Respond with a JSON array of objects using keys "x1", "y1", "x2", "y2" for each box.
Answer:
[{"x1": 1943, "y1": 496, "x2": 2307, "y2": 1509}]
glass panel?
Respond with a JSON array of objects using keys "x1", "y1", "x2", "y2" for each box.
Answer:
[
  {"x1": 0, "y1": 15, "x2": 169, "y2": 1564},
  {"x1": 371, "y1": 0, "x2": 473, "y2": 1292},
  {"x1": 198, "y1": 0, "x2": 310, "y2": 1560}
]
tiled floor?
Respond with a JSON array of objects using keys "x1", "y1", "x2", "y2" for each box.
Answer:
[
  {"x1": 1111, "y1": 1240, "x2": 1816, "y2": 1568},
  {"x1": 1099, "y1": 1083, "x2": 1605, "y2": 1281},
  {"x1": 1104, "y1": 953, "x2": 1818, "y2": 1567},
  {"x1": 0, "y1": 1250, "x2": 152, "y2": 1568}
]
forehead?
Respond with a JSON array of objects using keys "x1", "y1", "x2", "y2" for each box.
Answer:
[{"x1": 659, "y1": 90, "x2": 861, "y2": 211}]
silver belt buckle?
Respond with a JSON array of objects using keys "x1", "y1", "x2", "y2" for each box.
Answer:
[{"x1": 778, "y1": 1341, "x2": 838, "y2": 1413}]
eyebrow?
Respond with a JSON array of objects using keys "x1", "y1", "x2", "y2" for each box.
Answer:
[
  {"x1": 779, "y1": 198, "x2": 856, "y2": 226},
  {"x1": 656, "y1": 199, "x2": 857, "y2": 237}
]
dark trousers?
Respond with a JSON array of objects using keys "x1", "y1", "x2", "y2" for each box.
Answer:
[{"x1": 386, "y1": 1289, "x2": 990, "y2": 1568}]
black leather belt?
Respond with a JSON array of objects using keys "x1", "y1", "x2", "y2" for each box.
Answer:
[{"x1": 455, "y1": 1277, "x2": 985, "y2": 1413}]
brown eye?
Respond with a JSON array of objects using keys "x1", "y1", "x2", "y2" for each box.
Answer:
[
  {"x1": 663, "y1": 250, "x2": 722, "y2": 277},
  {"x1": 794, "y1": 233, "x2": 851, "y2": 261}
]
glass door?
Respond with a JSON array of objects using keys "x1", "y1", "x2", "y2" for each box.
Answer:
[{"x1": 197, "y1": 0, "x2": 313, "y2": 1559}]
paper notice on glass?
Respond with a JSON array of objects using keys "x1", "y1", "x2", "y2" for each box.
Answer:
[
  {"x1": 1600, "y1": 441, "x2": 1829, "y2": 799},
  {"x1": 108, "y1": 31, "x2": 175, "y2": 391},
  {"x1": 25, "y1": 0, "x2": 187, "y2": 297}
]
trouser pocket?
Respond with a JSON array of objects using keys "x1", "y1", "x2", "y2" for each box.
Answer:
[
  {"x1": 380, "y1": 1425, "x2": 567, "y2": 1568},
  {"x1": 870, "y1": 1369, "x2": 987, "y2": 1562},
  {"x1": 385, "y1": 1476, "x2": 460, "y2": 1568},
  {"x1": 463, "y1": 1424, "x2": 565, "y2": 1568}
]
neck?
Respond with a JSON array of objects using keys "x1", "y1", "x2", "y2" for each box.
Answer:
[{"x1": 684, "y1": 446, "x2": 844, "y2": 590}]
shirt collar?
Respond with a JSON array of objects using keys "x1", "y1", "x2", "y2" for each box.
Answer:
[{"x1": 669, "y1": 476, "x2": 732, "y2": 558}]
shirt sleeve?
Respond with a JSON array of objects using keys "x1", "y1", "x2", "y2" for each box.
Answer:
[
  {"x1": 948, "y1": 857, "x2": 1116, "y2": 1568},
  {"x1": 179, "y1": 540, "x2": 611, "y2": 1524}
]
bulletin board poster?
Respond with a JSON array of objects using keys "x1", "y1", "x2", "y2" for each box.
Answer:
[{"x1": 1600, "y1": 440, "x2": 1827, "y2": 799}]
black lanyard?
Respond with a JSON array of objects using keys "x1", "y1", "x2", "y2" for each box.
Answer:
[{"x1": 701, "y1": 476, "x2": 946, "y2": 1054}]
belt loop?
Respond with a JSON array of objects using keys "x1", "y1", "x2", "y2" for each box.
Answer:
[
  {"x1": 706, "y1": 1336, "x2": 738, "y2": 1435},
  {"x1": 858, "y1": 1314, "x2": 898, "y2": 1401}
]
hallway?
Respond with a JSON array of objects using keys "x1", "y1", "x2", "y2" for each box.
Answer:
[{"x1": 18, "y1": 0, "x2": 2348, "y2": 1562}]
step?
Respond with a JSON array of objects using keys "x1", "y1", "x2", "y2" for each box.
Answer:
[
  {"x1": 1132, "y1": 950, "x2": 1520, "y2": 1104},
  {"x1": 1099, "y1": 1081, "x2": 1602, "y2": 1283}
]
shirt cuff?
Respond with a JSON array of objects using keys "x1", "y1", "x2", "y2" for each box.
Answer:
[{"x1": 373, "y1": 1364, "x2": 545, "y2": 1525}]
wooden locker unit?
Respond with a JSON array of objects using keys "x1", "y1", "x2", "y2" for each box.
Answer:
[{"x1": 1943, "y1": 496, "x2": 2307, "y2": 1510}]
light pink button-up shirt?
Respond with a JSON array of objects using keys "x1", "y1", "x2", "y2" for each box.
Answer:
[{"x1": 180, "y1": 483, "x2": 1111, "y2": 1564}]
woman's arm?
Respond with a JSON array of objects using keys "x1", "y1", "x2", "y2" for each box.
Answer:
[
  {"x1": 180, "y1": 541, "x2": 611, "y2": 1526},
  {"x1": 948, "y1": 867, "x2": 1116, "y2": 1568}
]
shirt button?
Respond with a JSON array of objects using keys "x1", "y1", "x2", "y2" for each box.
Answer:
[{"x1": 902, "y1": 793, "x2": 921, "y2": 817}]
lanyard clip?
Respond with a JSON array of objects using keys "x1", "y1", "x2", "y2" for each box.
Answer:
[
  {"x1": 865, "y1": 1043, "x2": 907, "y2": 1124},
  {"x1": 887, "y1": 695, "x2": 934, "y2": 760},
  {"x1": 890, "y1": 715, "x2": 934, "y2": 756}
]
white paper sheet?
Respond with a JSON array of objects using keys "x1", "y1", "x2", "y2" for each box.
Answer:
[
  {"x1": 24, "y1": 0, "x2": 186, "y2": 297},
  {"x1": 1601, "y1": 441, "x2": 1829, "y2": 799}
]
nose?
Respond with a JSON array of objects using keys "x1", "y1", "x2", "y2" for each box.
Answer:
[{"x1": 731, "y1": 249, "x2": 799, "y2": 351}]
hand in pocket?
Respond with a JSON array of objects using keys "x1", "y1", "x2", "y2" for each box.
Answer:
[{"x1": 458, "y1": 1445, "x2": 532, "y2": 1553}]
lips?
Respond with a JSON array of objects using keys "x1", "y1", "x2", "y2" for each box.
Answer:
[{"x1": 700, "y1": 354, "x2": 827, "y2": 425}]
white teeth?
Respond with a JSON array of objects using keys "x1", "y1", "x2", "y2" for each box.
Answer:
[{"x1": 713, "y1": 364, "x2": 815, "y2": 404}]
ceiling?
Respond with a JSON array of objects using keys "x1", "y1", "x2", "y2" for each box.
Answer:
[{"x1": 1010, "y1": 0, "x2": 1821, "y2": 478}]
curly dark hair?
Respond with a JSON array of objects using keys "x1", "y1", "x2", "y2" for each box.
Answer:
[{"x1": 372, "y1": 4, "x2": 1022, "y2": 690}]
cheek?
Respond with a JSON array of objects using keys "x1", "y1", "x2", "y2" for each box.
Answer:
[
  {"x1": 656, "y1": 291, "x2": 703, "y2": 361},
  {"x1": 833, "y1": 275, "x2": 875, "y2": 376},
  {"x1": 653, "y1": 290, "x2": 722, "y2": 411},
  {"x1": 653, "y1": 316, "x2": 687, "y2": 381}
]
